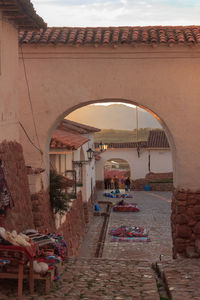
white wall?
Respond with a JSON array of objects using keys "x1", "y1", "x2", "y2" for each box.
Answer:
[
  {"x1": 150, "y1": 149, "x2": 172, "y2": 173},
  {"x1": 81, "y1": 133, "x2": 96, "y2": 202},
  {"x1": 50, "y1": 132, "x2": 96, "y2": 203},
  {"x1": 50, "y1": 152, "x2": 73, "y2": 175},
  {"x1": 95, "y1": 148, "x2": 172, "y2": 181}
]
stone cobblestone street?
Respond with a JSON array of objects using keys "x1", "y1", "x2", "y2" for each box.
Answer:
[
  {"x1": 1, "y1": 191, "x2": 200, "y2": 299},
  {"x1": 102, "y1": 191, "x2": 172, "y2": 262}
]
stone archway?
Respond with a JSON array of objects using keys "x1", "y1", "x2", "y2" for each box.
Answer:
[
  {"x1": 42, "y1": 100, "x2": 199, "y2": 258},
  {"x1": 104, "y1": 158, "x2": 131, "y2": 189},
  {"x1": 18, "y1": 40, "x2": 200, "y2": 258}
]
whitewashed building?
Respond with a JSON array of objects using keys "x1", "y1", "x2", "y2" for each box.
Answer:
[
  {"x1": 95, "y1": 130, "x2": 172, "y2": 187},
  {"x1": 50, "y1": 119, "x2": 100, "y2": 203}
]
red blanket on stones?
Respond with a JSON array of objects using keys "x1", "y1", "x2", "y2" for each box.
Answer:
[{"x1": 113, "y1": 204, "x2": 139, "y2": 212}]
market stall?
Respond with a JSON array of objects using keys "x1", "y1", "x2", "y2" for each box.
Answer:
[{"x1": 0, "y1": 227, "x2": 67, "y2": 299}]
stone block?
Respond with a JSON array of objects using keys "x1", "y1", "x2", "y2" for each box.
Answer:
[
  {"x1": 186, "y1": 246, "x2": 200, "y2": 258},
  {"x1": 176, "y1": 224, "x2": 192, "y2": 238},
  {"x1": 192, "y1": 205, "x2": 200, "y2": 214},
  {"x1": 194, "y1": 222, "x2": 200, "y2": 234},
  {"x1": 176, "y1": 214, "x2": 188, "y2": 224},
  {"x1": 195, "y1": 239, "x2": 200, "y2": 253}
]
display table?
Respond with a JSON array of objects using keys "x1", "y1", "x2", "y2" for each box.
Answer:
[{"x1": 0, "y1": 244, "x2": 36, "y2": 300}]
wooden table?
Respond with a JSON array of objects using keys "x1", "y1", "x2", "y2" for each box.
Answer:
[{"x1": 0, "y1": 244, "x2": 36, "y2": 299}]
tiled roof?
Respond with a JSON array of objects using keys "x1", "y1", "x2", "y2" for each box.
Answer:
[
  {"x1": 50, "y1": 129, "x2": 89, "y2": 150},
  {"x1": 0, "y1": 0, "x2": 46, "y2": 29},
  {"x1": 147, "y1": 130, "x2": 170, "y2": 148},
  {"x1": 19, "y1": 26, "x2": 200, "y2": 46},
  {"x1": 95, "y1": 130, "x2": 169, "y2": 149},
  {"x1": 95, "y1": 141, "x2": 147, "y2": 149},
  {"x1": 59, "y1": 119, "x2": 100, "y2": 134}
]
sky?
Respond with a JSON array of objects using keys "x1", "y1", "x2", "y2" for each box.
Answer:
[
  {"x1": 67, "y1": 103, "x2": 161, "y2": 130},
  {"x1": 32, "y1": 0, "x2": 200, "y2": 27}
]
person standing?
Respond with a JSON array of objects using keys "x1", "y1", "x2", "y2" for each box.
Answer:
[
  {"x1": 125, "y1": 177, "x2": 131, "y2": 192},
  {"x1": 107, "y1": 176, "x2": 111, "y2": 189},
  {"x1": 114, "y1": 176, "x2": 119, "y2": 190},
  {"x1": 120, "y1": 176, "x2": 125, "y2": 189}
]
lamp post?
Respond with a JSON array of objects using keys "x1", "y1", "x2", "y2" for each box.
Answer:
[
  {"x1": 99, "y1": 141, "x2": 108, "y2": 152},
  {"x1": 87, "y1": 148, "x2": 94, "y2": 161},
  {"x1": 99, "y1": 141, "x2": 104, "y2": 152}
]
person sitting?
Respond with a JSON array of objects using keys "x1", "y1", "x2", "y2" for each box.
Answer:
[{"x1": 117, "y1": 199, "x2": 126, "y2": 206}]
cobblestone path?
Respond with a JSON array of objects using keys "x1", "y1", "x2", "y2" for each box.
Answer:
[
  {"x1": 23, "y1": 258, "x2": 160, "y2": 300},
  {"x1": 103, "y1": 191, "x2": 172, "y2": 262},
  {"x1": 1, "y1": 191, "x2": 200, "y2": 299}
]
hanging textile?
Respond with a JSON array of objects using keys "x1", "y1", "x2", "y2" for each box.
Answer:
[{"x1": 0, "y1": 160, "x2": 14, "y2": 216}]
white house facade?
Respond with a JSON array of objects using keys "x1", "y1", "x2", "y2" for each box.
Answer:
[{"x1": 95, "y1": 130, "x2": 172, "y2": 187}]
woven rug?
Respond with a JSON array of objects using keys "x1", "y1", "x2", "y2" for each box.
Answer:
[
  {"x1": 109, "y1": 225, "x2": 150, "y2": 242},
  {"x1": 111, "y1": 236, "x2": 150, "y2": 242}
]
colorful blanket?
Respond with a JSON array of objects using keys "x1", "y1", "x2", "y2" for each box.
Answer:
[
  {"x1": 113, "y1": 205, "x2": 139, "y2": 212},
  {"x1": 111, "y1": 236, "x2": 150, "y2": 242},
  {"x1": 103, "y1": 192, "x2": 133, "y2": 198},
  {"x1": 109, "y1": 226, "x2": 149, "y2": 241}
]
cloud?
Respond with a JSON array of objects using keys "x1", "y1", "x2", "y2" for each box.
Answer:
[{"x1": 32, "y1": 0, "x2": 200, "y2": 27}]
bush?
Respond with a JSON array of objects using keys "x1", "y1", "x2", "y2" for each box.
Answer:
[{"x1": 50, "y1": 170, "x2": 71, "y2": 214}]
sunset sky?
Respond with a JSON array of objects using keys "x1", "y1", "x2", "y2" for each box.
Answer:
[{"x1": 32, "y1": 0, "x2": 200, "y2": 27}]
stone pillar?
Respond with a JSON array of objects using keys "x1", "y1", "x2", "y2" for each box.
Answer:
[{"x1": 172, "y1": 189, "x2": 200, "y2": 258}]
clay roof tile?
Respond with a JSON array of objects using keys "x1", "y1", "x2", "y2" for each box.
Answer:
[
  {"x1": 112, "y1": 29, "x2": 120, "y2": 43},
  {"x1": 19, "y1": 26, "x2": 200, "y2": 47}
]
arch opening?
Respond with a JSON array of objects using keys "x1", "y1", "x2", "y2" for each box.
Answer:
[{"x1": 46, "y1": 98, "x2": 175, "y2": 260}]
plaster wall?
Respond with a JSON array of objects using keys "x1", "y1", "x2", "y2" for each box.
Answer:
[
  {"x1": 80, "y1": 135, "x2": 96, "y2": 202},
  {"x1": 49, "y1": 135, "x2": 95, "y2": 203},
  {"x1": 150, "y1": 149, "x2": 172, "y2": 173},
  {"x1": 95, "y1": 148, "x2": 172, "y2": 181},
  {"x1": 0, "y1": 15, "x2": 19, "y2": 141},
  {"x1": 17, "y1": 44, "x2": 200, "y2": 191}
]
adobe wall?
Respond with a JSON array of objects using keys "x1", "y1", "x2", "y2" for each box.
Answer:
[
  {"x1": 17, "y1": 44, "x2": 200, "y2": 258},
  {"x1": 0, "y1": 141, "x2": 34, "y2": 231},
  {"x1": 18, "y1": 44, "x2": 200, "y2": 192},
  {"x1": 0, "y1": 16, "x2": 20, "y2": 142}
]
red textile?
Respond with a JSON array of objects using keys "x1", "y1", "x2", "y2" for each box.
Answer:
[
  {"x1": 113, "y1": 205, "x2": 139, "y2": 212},
  {"x1": 0, "y1": 243, "x2": 37, "y2": 263}
]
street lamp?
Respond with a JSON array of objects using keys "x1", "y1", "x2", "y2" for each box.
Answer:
[
  {"x1": 99, "y1": 141, "x2": 104, "y2": 152},
  {"x1": 99, "y1": 141, "x2": 108, "y2": 152},
  {"x1": 87, "y1": 148, "x2": 94, "y2": 160}
]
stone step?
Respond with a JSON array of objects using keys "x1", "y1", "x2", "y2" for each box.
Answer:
[
  {"x1": 156, "y1": 259, "x2": 200, "y2": 300},
  {"x1": 57, "y1": 259, "x2": 160, "y2": 300}
]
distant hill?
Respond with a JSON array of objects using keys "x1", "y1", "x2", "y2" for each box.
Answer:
[
  {"x1": 67, "y1": 104, "x2": 162, "y2": 130},
  {"x1": 94, "y1": 128, "x2": 161, "y2": 143}
]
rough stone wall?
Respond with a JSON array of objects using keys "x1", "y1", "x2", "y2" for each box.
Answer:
[
  {"x1": 132, "y1": 179, "x2": 147, "y2": 190},
  {"x1": 83, "y1": 187, "x2": 96, "y2": 224},
  {"x1": 172, "y1": 189, "x2": 200, "y2": 258},
  {"x1": 0, "y1": 141, "x2": 34, "y2": 231},
  {"x1": 132, "y1": 172, "x2": 173, "y2": 191},
  {"x1": 57, "y1": 191, "x2": 86, "y2": 256},
  {"x1": 31, "y1": 187, "x2": 55, "y2": 232},
  {"x1": 148, "y1": 182, "x2": 173, "y2": 191},
  {"x1": 145, "y1": 172, "x2": 173, "y2": 180}
]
